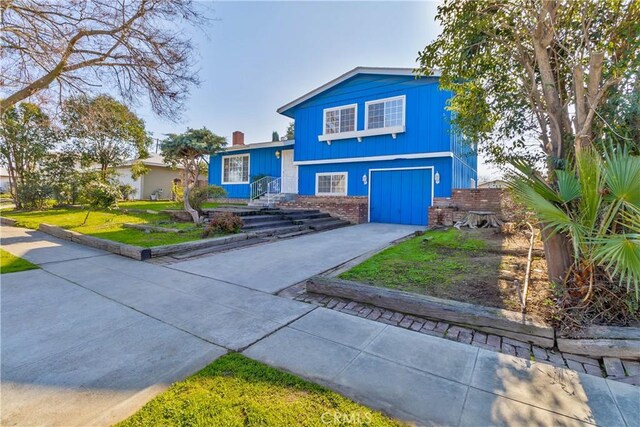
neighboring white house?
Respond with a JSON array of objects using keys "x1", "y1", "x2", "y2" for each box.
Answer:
[
  {"x1": 0, "y1": 168, "x2": 11, "y2": 193},
  {"x1": 114, "y1": 154, "x2": 207, "y2": 200},
  {"x1": 478, "y1": 179, "x2": 508, "y2": 189}
]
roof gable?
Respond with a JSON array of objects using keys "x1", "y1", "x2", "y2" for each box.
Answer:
[{"x1": 277, "y1": 67, "x2": 440, "y2": 118}]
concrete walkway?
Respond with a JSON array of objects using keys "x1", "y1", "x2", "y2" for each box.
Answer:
[{"x1": 1, "y1": 225, "x2": 637, "y2": 426}]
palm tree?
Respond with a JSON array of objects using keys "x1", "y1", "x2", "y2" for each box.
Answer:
[{"x1": 508, "y1": 148, "x2": 640, "y2": 302}]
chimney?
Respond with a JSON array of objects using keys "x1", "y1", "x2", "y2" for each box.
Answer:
[{"x1": 232, "y1": 131, "x2": 244, "y2": 146}]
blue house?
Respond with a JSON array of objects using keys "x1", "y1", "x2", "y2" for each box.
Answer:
[{"x1": 209, "y1": 67, "x2": 477, "y2": 226}]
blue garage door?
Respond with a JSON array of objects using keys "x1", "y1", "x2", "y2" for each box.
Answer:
[{"x1": 370, "y1": 168, "x2": 432, "y2": 226}]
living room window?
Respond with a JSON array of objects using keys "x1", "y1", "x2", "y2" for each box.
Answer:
[
  {"x1": 323, "y1": 104, "x2": 357, "y2": 135},
  {"x1": 316, "y1": 172, "x2": 347, "y2": 196},
  {"x1": 365, "y1": 95, "x2": 405, "y2": 130},
  {"x1": 222, "y1": 154, "x2": 249, "y2": 184}
]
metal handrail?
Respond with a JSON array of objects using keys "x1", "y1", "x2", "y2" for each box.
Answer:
[
  {"x1": 250, "y1": 176, "x2": 275, "y2": 200},
  {"x1": 266, "y1": 177, "x2": 282, "y2": 205}
]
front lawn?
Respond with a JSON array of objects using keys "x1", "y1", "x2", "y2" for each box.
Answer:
[
  {"x1": 118, "y1": 353, "x2": 404, "y2": 427},
  {"x1": 339, "y1": 228, "x2": 553, "y2": 320},
  {"x1": 118, "y1": 200, "x2": 220, "y2": 212},
  {"x1": 1, "y1": 207, "x2": 217, "y2": 247},
  {"x1": 0, "y1": 249, "x2": 39, "y2": 274}
]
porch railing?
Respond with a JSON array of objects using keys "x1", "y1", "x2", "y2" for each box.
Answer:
[
  {"x1": 265, "y1": 177, "x2": 282, "y2": 204},
  {"x1": 250, "y1": 176, "x2": 281, "y2": 200}
]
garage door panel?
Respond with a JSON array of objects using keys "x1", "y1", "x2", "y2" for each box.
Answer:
[{"x1": 370, "y1": 168, "x2": 432, "y2": 226}]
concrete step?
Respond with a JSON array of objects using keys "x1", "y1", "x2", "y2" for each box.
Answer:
[
  {"x1": 278, "y1": 209, "x2": 320, "y2": 215},
  {"x1": 252, "y1": 224, "x2": 307, "y2": 237},
  {"x1": 242, "y1": 219, "x2": 294, "y2": 230},
  {"x1": 292, "y1": 216, "x2": 337, "y2": 226},
  {"x1": 284, "y1": 212, "x2": 330, "y2": 221},
  {"x1": 248, "y1": 201, "x2": 276, "y2": 208},
  {"x1": 205, "y1": 208, "x2": 262, "y2": 217},
  {"x1": 240, "y1": 214, "x2": 285, "y2": 224},
  {"x1": 276, "y1": 229, "x2": 316, "y2": 239},
  {"x1": 309, "y1": 219, "x2": 351, "y2": 231},
  {"x1": 170, "y1": 237, "x2": 268, "y2": 259}
]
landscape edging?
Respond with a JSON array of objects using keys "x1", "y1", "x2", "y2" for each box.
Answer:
[
  {"x1": 38, "y1": 223, "x2": 151, "y2": 260},
  {"x1": 36, "y1": 223, "x2": 255, "y2": 260},
  {"x1": 0, "y1": 217, "x2": 17, "y2": 226},
  {"x1": 307, "y1": 275, "x2": 555, "y2": 348},
  {"x1": 307, "y1": 275, "x2": 640, "y2": 359},
  {"x1": 148, "y1": 233, "x2": 255, "y2": 257}
]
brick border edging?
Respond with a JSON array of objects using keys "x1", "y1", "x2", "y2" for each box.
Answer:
[{"x1": 306, "y1": 275, "x2": 640, "y2": 362}]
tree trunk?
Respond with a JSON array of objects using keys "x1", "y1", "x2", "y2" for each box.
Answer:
[
  {"x1": 182, "y1": 163, "x2": 199, "y2": 223},
  {"x1": 540, "y1": 227, "x2": 573, "y2": 284}
]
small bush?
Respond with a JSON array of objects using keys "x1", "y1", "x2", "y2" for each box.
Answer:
[
  {"x1": 119, "y1": 184, "x2": 137, "y2": 200},
  {"x1": 16, "y1": 173, "x2": 53, "y2": 210},
  {"x1": 82, "y1": 181, "x2": 120, "y2": 210},
  {"x1": 202, "y1": 212, "x2": 244, "y2": 237},
  {"x1": 189, "y1": 185, "x2": 226, "y2": 212}
]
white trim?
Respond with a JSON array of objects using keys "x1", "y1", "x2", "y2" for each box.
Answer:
[
  {"x1": 367, "y1": 166, "x2": 435, "y2": 223},
  {"x1": 315, "y1": 172, "x2": 348, "y2": 196},
  {"x1": 277, "y1": 66, "x2": 441, "y2": 116},
  {"x1": 364, "y1": 95, "x2": 406, "y2": 130},
  {"x1": 281, "y1": 149, "x2": 298, "y2": 194},
  {"x1": 318, "y1": 125, "x2": 405, "y2": 143},
  {"x1": 221, "y1": 153, "x2": 250, "y2": 185},
  {"x1": 294, "y1": 151, "x2": 453, "y2": 166},
  {"x1": 222, "y1": 140, "x2": 294, "y2": 152},
  {"x1": 322, "y1": 103, "x2": 357, "y2": 137}
]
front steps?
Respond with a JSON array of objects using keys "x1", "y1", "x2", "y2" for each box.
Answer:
[
  {"x1": 204, "y1": 207, "x2": 351, "y2": 237},
  {"x1": 248, "y1": 193, "x2": 296, "y2": 208}
]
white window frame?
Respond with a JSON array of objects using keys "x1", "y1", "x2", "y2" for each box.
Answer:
[
  {"x1": 221, "y1": 153, "x2": 250, "y2": 185},
  {"x1": 322, "y1": 104, "x2": 358, "y2": 136},
  {"x1": 315, "y1": 172, "x2": 348, "y2": 196},
  {"x1": 364, "y1": 95, "x2": 406, "y2": 131}
]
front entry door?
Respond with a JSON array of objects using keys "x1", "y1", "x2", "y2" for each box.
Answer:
[{"x1": 281, "y1": 149, "x2": 298, "y2": 193}]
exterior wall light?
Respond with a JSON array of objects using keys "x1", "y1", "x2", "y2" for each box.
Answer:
[
  {"x1": 362, "y1": 174, "x2": 368, "y2": 185},
  {"x1": 434, "y1": 171, "x2": 440, "y2": 184},
  {"x1": 275, "y1": 150, "x2": 281, "y2": 159}
]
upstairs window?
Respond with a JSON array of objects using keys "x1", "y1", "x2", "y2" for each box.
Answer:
[
  {"x1": 222, "y1": 154, "x2": 249, "y2": 184},
  {"x1": 324, "y1": 104, "x2": 356, "y2": 135},
  {"x1": 365, "y1": 96, "x2": 405, "y2": 130}
]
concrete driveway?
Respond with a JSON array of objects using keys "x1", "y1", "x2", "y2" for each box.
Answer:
[
  {"x1": 169, "y1": 222, "x2": 420, "y2": 293},
  {"x1": 0, "y1": 223, "x2": 418, "y2": 425}
]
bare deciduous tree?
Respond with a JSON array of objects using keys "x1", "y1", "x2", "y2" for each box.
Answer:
[{"x1": 1, "y1": 0, "x2": 205, "y2": 118}]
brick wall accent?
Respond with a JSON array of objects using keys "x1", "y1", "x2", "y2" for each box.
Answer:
[
  {"x1": 429, "y1": 188, "x2": 512, "y2": 226},
  {"x1": 279, "y1": 196, "x2": 368, "y2": 224}
]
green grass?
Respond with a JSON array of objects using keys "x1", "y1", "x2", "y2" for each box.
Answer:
[
  {"x1": 117, "y1": 200, "x2": 220, "y2": 212},
  {"x1": 117, "y1": 353, "x2": 404, "y2": 427},
  {"x1": 1, "y1": 206, "x2": 222, "y2": 247},
  {"x1": 339, "y1": 228, "x2": 491, "y2": 297},
  {"x1": 1, "y1": 249, "x2": 39, "y2": 274}
]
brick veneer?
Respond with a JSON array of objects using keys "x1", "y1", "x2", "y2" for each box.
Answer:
[
  {"x1": 278, "y1": 196, "x2": 368, "y2": 224},
  {"x1": 429, "y1": 188, "x2": 511, "y2": 226}
]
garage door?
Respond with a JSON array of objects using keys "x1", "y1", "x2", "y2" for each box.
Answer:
[{"x1": 369, "y1": 168, "x2": 432, "y2": 226}]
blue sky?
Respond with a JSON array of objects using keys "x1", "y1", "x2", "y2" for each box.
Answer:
[
  {"x1": 139, "y1": 1, "x2": 497, "y2": 177},
  {"x1": 141, "y1": 1, "x2": 441, "y2": 143}
]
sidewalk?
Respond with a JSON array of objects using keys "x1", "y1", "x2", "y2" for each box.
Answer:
[
  {"x1": 245, "y1": 307, "x2": 637, "y2": 426},
  {"x1": 1, "y1": 224, "x2": 637, "y2": 426}
]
